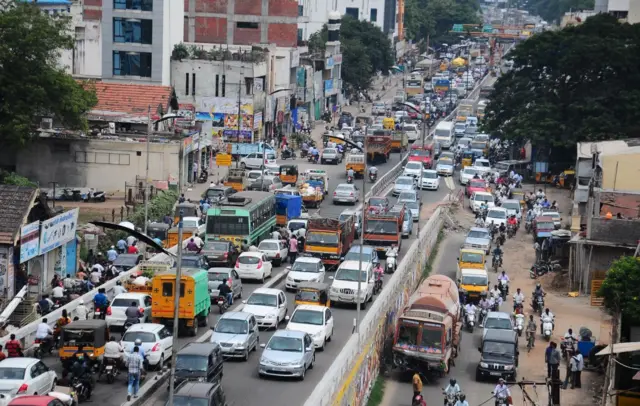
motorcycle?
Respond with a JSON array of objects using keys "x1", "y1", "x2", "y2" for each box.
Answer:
[
  {"x1": 369, "y1": 172, "x2": 377, "y2": 183},
  {"x1": 479, "y1": 308, "x2": 488, "y2": 326},
  {"x1": 123, "y1": 318, "x2": 139, "y2": 333},
  {"x1": 525, "y1": 220, "x2": 532, "y2": 234},
  {"x1": 497, "y1": 232, "x2": 506, "y2": 246},
  {"x1": 300, "y1": 148, "x2": 309, "y2": 158},
  {"x1": 514, "y1": 313, "x2": 525, "y2": 337},
  {"x1": 281, "y1": 149, "x2": 297, "y2": 160},
  {"x1": 217, "y1": 296, "x2": 229, "y2": 314},
  {"x1": 532, "y1": 294, "x2": 545, "y2": 315},
  {"x1": 507, "y1": 224, "x2": 516, "y2": 238},
  {"x1": 498, "y1": 279, "x2": 508, "y2": 299},
  {"x1": 82, "y1": 188, "x2": 106, "y2": 202},
  {"x1": 492, "y1": 255, "x2": 502, "y2": 273},
  {"x1": 33, "y1": 337, "x2": 56, "y2": 359},
  {"x1": 321, "y1": 112, "x2": 332, "y2": 122},
  {"x1": 373, "y1": 275, "x2": 383, "y2": 295},
  {"x1": 561, "y1": 337, "x2": 577, "y2": 359},
  {"x1": 347, "y1": 175, "x2": 354, "y2": 184},
  {"x1": 101, "y1": 357, "x2": 120, "y2": 384},
  {"x1": 442, "y1": 390, "x2": 458, "y2": 406},
  {"x1": 93, "y1": 306, "x2": 106, "y2": 320},
  {"x1": 493, "y1": 393, "x2": 508, "y2": 406},
  {"x1": 385, "y1": 247, "x2": 398, "y2": 274},
  {"x1": 541, "y1": 315, "x2": 554, "y2": 341},
  {"x1": 71, "y1": 376, "x2": 91, "y2": 402},
  {"x1": 466, "y1": 311, "x2": 476, "y2": 332},
  {"x1": 197, "y1": 170, "x2": 208, "y2": 184}
]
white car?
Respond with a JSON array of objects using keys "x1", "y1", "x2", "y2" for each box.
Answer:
[
  {"x1": 474, "y1": 158, "x2": 491, "y2": 170},
  {"x1": 486, "y1": 207, "x2": 508, "y2": 228},
  {"x1": 105, "y1": 292, "x2": 152, "y2": 328},
  {"x1": 502, "y1": 199, "x2": 522, "y2": 221},
  {"x1": 459, "y1": 167, "x2": 481, "y2": 185},
  {"x1": 258, "y1": 239, "x2": 288, "y2": 267},
  {"x1": 402, "y1": 161, "x2": 424, "y2": 179},
  {"x1": 121, "y1": 323, "x2": 174, "y2": 368},
  {"x1": 421, "y1": 169, "x2": 440, "y2": 190},
  {"x1": 436, "y1": 159, "x2": 455, "y2": 176},
  {"x1": 242, "y1": 288, "x2": 288, "y2": 329},
  {"x1": 241, "y1": 151, "x2": 277, "y2": 170},
  {"x1": 469, "y1": 191, "x2": 496, "y2": 213},
  {"x1": 402, "y1": 124, "x2": 420, "y2": 142},
  {"x1": 181, "y1": 216, "x2": 206, "y2": 236},
  {"x1": 394, "y1": 110, "x2": 409, "y2": 120},
  {"x1": 244, "y1": 170, "x2": 263, "y2": 187},
  {"x1": 235, "y1": 252, "x2": 273, "y2": 282},
  {"x1": 285, "y1": 257, "x2": 326, "y2": 290},
  {"x1": 0, "y1": 358, "x2": 57, "y2": 400},
  {"x1": 328, "y1": 260, "x2": 374, "y2": 309},
  {"x1": 285, "y1": 305, "x2": 334, "y2": 349}
]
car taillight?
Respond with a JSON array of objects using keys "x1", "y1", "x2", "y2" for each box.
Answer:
[
  {"x1": 235, "y1": 259, "x2": 240, "y2": 268},
  {"x1": 223, "y1": 252, "x2": 228, "y2": 258},
  {"x1": 106, "y1": 306, "x2": 112, "y2": 316},
  {"x1": 17, "y1": 384, "x2": 28, "y2": 394},
  {"x1": 333, "y1": 192, "x2": 337, "y2": 196},
  {"x1": 275, "y1": 252, "x2": 280, "y2": 258},
  {"x1": 151, "y1": 343, "x2": 160, "y2": 352},
  {"x1": 257, "y1": 260, "x2": 263, "y2": 269}
]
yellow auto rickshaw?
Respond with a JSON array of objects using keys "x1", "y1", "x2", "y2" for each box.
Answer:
[
  {"x1": 147, "y1": 222, "x2": 170, "y2": 246},
  {"x1": 295, "y1": 282, "x2": 330, "y2": 307},
  {"x1": 382, "y1": 117, "x2": 395, "y2": 130},
  {"x1": 59, "y1": 319, "x2": 109, "y2": 362},
  {"x1": 279, "y1": 165, "x2": 299, "y2": 186},
  {"x1": 174, "y1": 202, "x2": 198, "y2": 224},
  {"x1": 224, "y1": 168, "x2": 245, "y2": 192},
  {"x1": 558, "y1": 169, "x2": 575, "y2": 189},
  {"x1": 461, "y1": 151, "x2": 475, "y2": 169}
]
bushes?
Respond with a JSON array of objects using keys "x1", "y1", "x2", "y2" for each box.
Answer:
[{"x1": 129, "y1": 190, "x2": 179, "y2": 229}]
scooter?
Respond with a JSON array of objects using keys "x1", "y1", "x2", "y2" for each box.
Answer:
[
  {"x1": 197, "y1": 170, "x2": 209, "y2": 183},
  {"x1": 466, "y1": 311, "x2": 476, "y2": 332},
  {"x1": 83, "y1": 188, "x2": 106, "y2": 202},
  {"x1": 281, "y1": 149, "x2": 297, "y2": 160},
  {"x1": 369, "y1": 172, "x2": 377, "y2": 183},
  {"x1": 442, "y1": 391, "x2": 458, "y2": 406},
  {"x1": 541, "y1": 315, "x2": 554, "y2": 341},
  {"x1": 347, "y1": 175, "x2": 354, "y2": 184},
  {"x1": 498, "y1": 279, "x2": 508, "y2": 300},
  {"x1": 217, "y1": 296, "x2": 229, "y2": 314},
  {"x1": 514, "y1": 313, "x2": 525, "y2": 337},
  {"x1": 33, "y1": 337, "x2": 56, "y2": 359},
  {"x1": 385, "y1": 248, "x2": 398, "y2": 273},
  {"x1": 492, "y1": 255, "x2": 502, "y2": 273},
  {"x1": 479, "y1": 308, "x2": 488, "y2": 326},
  {"x1": 525, "y1": 220, "x2": 532, "y2": 234}
]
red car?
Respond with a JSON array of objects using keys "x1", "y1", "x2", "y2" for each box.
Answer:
[
  {"x1": 9, "y1": 395, "x2": 71, "y2": 406},
  {"x1": 466, "y1": 179, "x2": 488, "y2": 197},
  {"x1": 408, "y1": 145, "x2": 434, "y2": 168},
  {"x1": 368, "y1": 196, "x2": 391, "y2": 213},
  {"x1": 407, "y1": 110, "x2": 418, "y2": 119}
]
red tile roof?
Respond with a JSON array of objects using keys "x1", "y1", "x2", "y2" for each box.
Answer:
[{"x1": 81, "y1": 81, "x2": 173, "y2": 121}]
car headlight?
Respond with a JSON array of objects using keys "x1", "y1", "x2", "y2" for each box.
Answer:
[
  {"x1": 266, "y1": 314, "x2": 277, "y2": 319},
  {"x1": 331, "y1": 287, "x2": 339, "y2": 293},
  {"x1": 287, "y1": 275, "x2": 294, "y2": 281},
  {"x1": 504, "y1": 365, "x2": 514, "y2": 370},
  {"x1": 480, "y1": 362, "x2": 488, "y2": 368},
  {"x1": 313, "y1": 331, "x2": 323, "y2": 338},
  {"x1": 260, "y1": 358, "x2": 271, "y2": 366}
]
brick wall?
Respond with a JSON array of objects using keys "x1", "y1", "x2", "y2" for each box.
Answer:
[
  {"x1": 195, "y1": 0, "x2": 228, "y2": 13},
  {"x1": 268, "y1": 0, "x2": 298, "y2": 17},
  {"x1": 83, "y1": 9, "x2": 102, "y2": 20},
  {"x1": 268, "y1": 23, "x2": 297, "y2": 47},
  {"x1": 195, "y1": 17, "x2": 228, "y2": 43},
  {"x1": 234, "y1": 26, "x2": 261, "y2": 45},
  {"x1": 235, "y1": 0, "x2": 262, "y2": 15}
]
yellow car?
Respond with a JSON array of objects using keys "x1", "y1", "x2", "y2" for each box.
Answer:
[
  {"x1": 458, "y1": 248, "x2": 486, "y2": 271},
  {"x1": 457, "y1": 268, "x2": 489, "y2": 302}
]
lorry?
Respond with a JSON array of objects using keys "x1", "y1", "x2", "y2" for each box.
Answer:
[
  {"x1": 392, "y1": 274, "x2": 461, "y2": 378},
  {"x1": 298, "y1": 169, "x2": 328, "y2": 208},
  {"x1": 124, "y1": 261, "x2": 171, "y2": 293},
  {"x1": 393, "y1": 89, "x2": 405, "y2": 104},
  {"x1": 275, "y1": 194, "x2": 302, "y2": 226},
  {"x1": 391, "y1": 131, "x2": 409, "y2": 152},
  {"x1": 456, "y1": 100, "x2": 475, "y2": 122},
  {"x1": 363, "y1": 204, "x2": 406, "y2": 254},
  {"x1": 228, "y1": 142, "x2": 274, "y2": 158},
  {"x1": 365, "y1": 131, "x2": 392, "y2": 164},
  {"x1": 304, "y1": 217, "x2": 356, "y2": 269},
  {"x1": 151, "y1": 268, "x2": 211, "y2": 336}
]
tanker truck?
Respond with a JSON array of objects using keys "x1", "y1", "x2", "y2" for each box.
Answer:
[{"x1": 392, "y1": 274, "x2": 462, "y2": 379}]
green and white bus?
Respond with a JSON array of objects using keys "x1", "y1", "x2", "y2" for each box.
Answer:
[{"x1": 205, "y1": 191, "x2": 276, "y2": 248}]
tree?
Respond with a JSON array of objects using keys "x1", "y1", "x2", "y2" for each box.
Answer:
[
  {"x1": 598, "y1": 256, "x2": 640, "y2": 323},
  {"x1": 524, "y1": 0, "x2": 595, "y2": 24},
  {"x1": 307, "y1": 16, "x2": 393, "y2": 92},
  {"x1": 0, "y1": 171, "x2": 37, "y2": 187},
  {"x1": 0, "y1": 1, "x2": 97, "y2": 150},
  {"x1": 482, "y1": 14, "x2": 640, "y2": 160},
  {"x1": 404, "y1": 0, "x2": 481, "y2": 45}
]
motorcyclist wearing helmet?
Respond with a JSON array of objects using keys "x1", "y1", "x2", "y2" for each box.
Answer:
[
  {"x1": 533, "y1": 282, "x2": 546, "y2": 298},
  {"x1": 444, "y1": 378, "x2": 461, "y2": 402},
  {"x1": 454, "y1": 393, "x2": 469, "y2": 406}
]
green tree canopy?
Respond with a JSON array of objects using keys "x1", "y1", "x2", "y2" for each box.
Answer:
[
  {"x1": 598, "y1": 256, "x2": 640, "y2": 323},
  {"x1": 524, "y1": 0, "x2": 595, "y2": 24},
  {"x1": 482, "y1": 14, "x2": 640, "y2": 159},
  {"x1": 0, "y1": 1, "x2": 97, "y2": 150},
  {"x1": 404, "y1": 0, "x2": 481, "y2": 46},
  {"x1": 308, "y1": 15, "x2": 393, "y2": 91}
]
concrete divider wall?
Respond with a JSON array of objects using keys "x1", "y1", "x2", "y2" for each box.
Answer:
[{"x1": 303, "y1": 206, "x2": 445, "y2": 406}]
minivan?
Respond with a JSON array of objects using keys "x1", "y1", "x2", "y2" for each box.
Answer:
[
  {"x1": 476, "y1": 329, "x2": 518, "y2": 381},
  {"x1": 433, "y1": 121, "x2": 455, "y2": 149},
  {"x1": 171, "y1": 343, "x2": 224, "y2": 389},
  {"x1": 328, "y1": 260, "x2": 374, "y2": 309},
  {"x1": 173, "y1": 381, "x2": 227, "y2": 406},
  {"x1": 210, "y1": 312, "x2": 260, "y2": 361}
]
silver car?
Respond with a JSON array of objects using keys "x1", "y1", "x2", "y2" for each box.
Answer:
[
  {"x1": 208, "y1": 268, "x2": 243, "y2": 301},
  {"x1": 401, "y1": 215, "x2": 413, "y2": 237},
  {"x1": 258, "y1": 330, "x2": 316, "y2": 380},
  {"x1": 333, "y1": 183, "x2": 359, "y2": 204},
  {"x1": 401, "y1": 200, "x2": 420, "y2": 222},
  {"x1": 464, "y1": 227, "x2": 492, "y2": 254},
  {"x1": 210, "y1": 312, "x2": 259, "y2": 360},
  {"x1": 321, "y1": 148, "x2": 342, "y2": 164},
  {"x1": 393, "y1": 176, "x2": 416, "y2": 196},
  {"x1": 436, "y1": 159, "x2": 455, "y2": 176}
]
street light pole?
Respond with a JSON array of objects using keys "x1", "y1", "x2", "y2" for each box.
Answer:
[
  {"x1": 144, "y1": 105, "x2": 151, "y2": 234},
  {"x1": 168, "y1": 209, "x2": 184, "y2": 406},
  {"x1": 355, "y1": 125, "x2": 368, "y2": 337}
]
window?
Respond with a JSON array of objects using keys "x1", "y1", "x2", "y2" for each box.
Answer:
[
  {"x1": 345, "y1": 7, "x2": 359, "y2": 19},
  {"x1": 297, "y1": 28, "x2": 303, "y2": 42},
  {"x1": 236, "y1": 22, "x2": 259, "y2": 29},
  {"x1": 245, "y1": 78, "x2": 253, "y2": 95},
  {"x1": 113, "y1": 18, "x2": 153, "y2": 44},
  {"x1": 298, "y1": 4, "x2": 303, "y2": 16},
  {"x1": 75, "y1": 152, "x2": 130, "y2": 165},
  {"x1": 162, "y1": 282, "x2": 185, "y2": 297},
  {"x1": 113, "y1": 51, "x2": 152, "y2": 77},
  {"x1": 114, "y1": 0, "x2": 153, "y2": 11},
  {"x1": 215, "y1": 74, "x2": 219, "y2": 97},
  {"x1": 370, "y1": 8, "x2": 377, "y2": 22},
  {"x1": 185, "y1": 73, "x2": 189, "y2": 95}
]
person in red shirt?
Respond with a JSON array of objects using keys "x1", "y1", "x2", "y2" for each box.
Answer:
[
  {"x1": 507, "y1": 215, "x2": 517, "y2": 227},
  {"x1": 127, "y1": 242, "x2": 139, "y2": 254},
  {"x1": 0, "y1": 344, "x2": 6, "y2": 361},
  {"x1": 5, "y1": 334, "x2": 22, "y2": 357}
]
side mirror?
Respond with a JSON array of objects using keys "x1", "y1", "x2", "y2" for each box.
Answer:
[
  {"x1": 306, "y1": 346, "x2": 313, "y2": 352},
  {"x1": 260, "y1": 343, "x2": 266, "y2": 349}
]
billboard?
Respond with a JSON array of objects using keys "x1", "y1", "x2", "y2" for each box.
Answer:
[
  {"x1": 20, "y1": 221, "x2": 40, "y2": 263},
  {"x1": 39, "y1": 208, "x2": 79, "y2": 255}
]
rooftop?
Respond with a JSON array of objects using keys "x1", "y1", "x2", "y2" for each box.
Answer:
[
  {"x1": 0, "y1": 185, "x2": 38, "y2": 245},
  {"x1": 577, "y1": 138, "x2": 640, "y2": 159}
]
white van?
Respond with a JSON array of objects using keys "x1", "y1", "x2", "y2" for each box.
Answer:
[
  {"x1": 433, "y1": 121, "x2": 455, "y2": 149},
  {"x1": 402, "y1": 123, "x2": 420, "y2": 142}
]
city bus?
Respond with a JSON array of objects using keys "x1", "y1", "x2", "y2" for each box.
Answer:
[{"x1": 205, "y1": 191, "x2": 276, "y2": 248}]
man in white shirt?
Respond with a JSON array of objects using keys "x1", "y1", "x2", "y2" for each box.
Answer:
[
  {"x1": 494, "y1": 378, "x2": 511, "y2": 400},
  {"x1": 74, "y1": 299, "x2": 89, "y2": 320},
  {"x1": 104, "y1": 336, "x2": 124, "y2": 366},
  {"x1": 512, "y1": 288, "x2": 525, "y2": 310},
  {"x1": 126, "y1": 235, "x2": 137, "y2": 247},
  {"x1": 570, "y1": 351, "x2": 584, "y2": 389},
  {"x1": 35, "y1": 318, "x2": 54, "y2": 340},
  {"x1": 113, "y1": 281, "x2": 128, "y2": 296},
  {"x1": 90, "y1": 266, "x2": 103, "y2": 285},
  {"x1": 192, "y1": 234, "x2": 204, "y2": 249},
  {"x1": 52, "y1": 285, "x2": 65, "y2": 299}
]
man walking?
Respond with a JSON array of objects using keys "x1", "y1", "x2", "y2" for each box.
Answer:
[
  {"x1": 192, "y1": 161, "x2": 198, "y2": 183},
  {"x1": 571, "y1": 350, "x2": 584, "y2": 388},
  {"x1": 288, "y1": 235, "x2": 298, "y2": 264},
  {"x1": 127, "y1": 346, "x2": 143, "y2": 401},
  {"x1": 546, "y1": 341, "x2": 561, "y2": 378}
]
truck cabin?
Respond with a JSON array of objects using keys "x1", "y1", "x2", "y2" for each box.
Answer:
[{"x1": 394, "y1": 311, "x2": 448, "y2": 355}]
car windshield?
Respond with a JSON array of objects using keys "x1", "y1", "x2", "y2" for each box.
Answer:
[
  {"x1": 485, "y1": 317, "x2": 512, "y2": 330},
  {"x1": 307, "y1": 232, "x2": 339, "y2": 245},
  {"x1": 398, "y1": 192, "x2": 416, "y2": 201},
  {"x1": 462, "y1": 275, "x2": 488, "y2": 285},
  {"x1": 290, "y1": 310, "x2": 324, "y2": 326},
  {"x1": 410, "y1": 149, "x2": 430, "y2": 157},
  {"x1": 483, "y1": 341, "x2": 515, "y2": 358},
  {"x1": 473, "y1": 194, "x2": 492, "y2": 202},
  {"x1": 503, "y1": 202, "x2": 520, "y2": 211},
  {"x1": 488, "y1": 210, "x2": 506, "y2": 219},
  {"x1": 476, "y1": 160, "x2": 490, "y2": 167},
  {"x1": 461, "y1": 252, "x2": 484, "y2": 263},
  {"x1": 208, "y1": 272, "x2": 229, "y2": 282},
  {"x1": 365, "y1": 220, "x2": 398, "y2": 234},
  {"x1": 537, "y1": 222, "x2": 554, "y2": 229},
  {"x1": 369, "y1": 198, "x2": 387, "y2": 207},
  {"x1": 247, "y1": 293, "x2": 277, "y2": 307},
  {"x1": 215, "y1": 318, "x2": 248, "y2": 334},
  {"x1": 122, "y1": 331, "x2": 156, "y2": 343},
  {"x1": 339, "y1": 214, "x2": 353, "y2": 222},
  {"x1": 406, "y1": 162, "x2": 422, "y2": 170},
  {"x1": 291, "y1": 261, "x2": 319, "y2": 273},
  {"x1": 423, "y1": 171, "x2": 437, "y2": 179},
  {"x1": 205, "y1": 242, "x2": 229, "y2": 251},
  {"x1": 464, "y1": 168, "x2": 479, "y2": 176},
  {"x1": 182, "y1": 219, "x2": 199, "y2": 228},
  {"x1": 0, "y1": 367, "x2": 25, "y2": 380},
  {"x1": 259, "y1": 242, "x2": 279, "y2": 251},
  {"x1": 437, "y1": 160, "x2": 453, "y2": 167},
  {"x1": 173, "y1": 396, "x2": 208, "y2": 406},
  {"x1": 267, "y1": 336, "x2": 303, "y2": 352},
  {"x1": 468, "y1": 230, "x2": 489, "y2": 239},
  {"x1": 324, "y1": 149, "x2": 337, "y2": 154},
  {"x1": 455, "y1": 124, "x2": 466, "y2": 130},
  {"x1": 289, "y1": 221, "x2": 306, "y2": 231},
  {"x1": 238, "y1": 255, "x2": 261, "y2": 265},
  {"x1": 111, "y1": 298, "x2": 140, "y2": 307},
  {"x1": 405, "y1": 202, "x2": 419, "y2": 210},
  {"x1": 175, "y1": 354, "x2": 207, "y2": 371},
  {"x1": 396, "y1": 178, "x2": 413, "y2": 185},
  {"x1": 335, "y1": 267, "x2": 368, "y2": 282},
  {"x1": 470, "y1": 180, "x2": 486, "y2": 188},
  {"x1": 344, "y1": 250, "x2": 373, "y2": 262},
  {"x1": 336, "y1": 185, "x2": 354, "y2": 192}
]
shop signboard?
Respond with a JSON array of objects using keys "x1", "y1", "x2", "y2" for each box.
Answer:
[
  {"x1": 20, "y1": 221, "x2": 41, "y2": 263},
  {"x1": 39, "y1": 208, "x2": 79, "y2": 255},
  {"x1": 216, "y1": 153, "x2": 232, "y2": 167}
]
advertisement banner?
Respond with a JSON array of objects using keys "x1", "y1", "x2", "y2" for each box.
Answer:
[
  {"x1": 20, "y1": 221, "x2": 40, "y2": 263},
  {"x1": 39, "y1": 208, "x2": 79, "y2": 255},
  {"x1": 199, "y1": 97, "x2": 253, "y2": 116},
  {"x1": 253, "y1": 112, "x2": 263, "y2": 130}
]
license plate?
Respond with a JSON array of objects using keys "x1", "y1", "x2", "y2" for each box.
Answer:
[
  {"x1": 218, "y1": 300, "x2": 225, "y2": 305},
  {"x1": 105, "y1": 366, "x2": 113, "y2": 370},
  {"x1": 34, "y1": 344, "x2": 40, "y2": 348},
  {"x1": 490, "y1": 372, "x2": 502, "y2": 376}
]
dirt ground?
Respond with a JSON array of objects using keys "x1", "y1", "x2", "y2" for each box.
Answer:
[{"x1": 55, "y1": 198, "x2": 131, "y2": 224}]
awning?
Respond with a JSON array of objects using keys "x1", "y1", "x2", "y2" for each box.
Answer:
[{"x1": 596, "y1": 342, "x2": 640, "y2": 356}]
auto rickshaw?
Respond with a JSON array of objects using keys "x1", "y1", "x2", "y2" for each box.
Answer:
[
  {"x1": 461, "y1": 151, "x2": 475, "y2": 169},
  {"x1": 147, "y1": 222, "x2": 170, "y2": 246},
  {"x1": 174, "y1": 202, "x2": 198, "y2": 224},
  {"x1": 224, "y1": 168, "x2": 245, "y2": 192},
  {"x1": 511, "y1": 190, "x2": 526, "y2": 212},
  {"x1": 558, "y1": 170, "x2": 575, "y2": 189},
  {"x1": 59, "y1": 319, "x2": 109, "y2": 366},
  {"x1": 295, "y1": 282, "x2": 330, "y2": 307},
  {"x1": 279, "y1": 165, "x2": 299, "y2": 186}
]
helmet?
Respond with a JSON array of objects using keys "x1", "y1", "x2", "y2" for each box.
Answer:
[
  {"x1": 135, "y1": 339, "x2": 142, "y2": 346},
  {"x1": 450, "y1": 378, "x2": 456, "y2": 386},
  {"x1": 536, "y1": 282, "x2": 541, "y2": 288},
  {"x1": 79, "y1": 299, "x2": 84, "y2": 305},
  {"x1": 117, "y1": 281, "x2": 122, "y2": 286}
]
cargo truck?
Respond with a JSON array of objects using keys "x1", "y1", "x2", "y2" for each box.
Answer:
[
  {"x1": 365, "y1": 131, "x2": 392, "y2": 164},
  {"x1": 363, "y1": 204, "x2": 405, "y2": 254},
  {"x1": 304, "y1": 217, "x2": 356, "y2": 269},
  {"x1": 456, "y1": 100, "x2": 475, "y2": 122}
]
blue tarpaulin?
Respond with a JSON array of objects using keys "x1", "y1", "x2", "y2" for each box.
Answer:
[{"x1": 275, "y1": 195, "x2": 302, "y2": 219}]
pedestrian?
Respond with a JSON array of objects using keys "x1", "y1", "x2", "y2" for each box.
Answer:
[
  {"x1": 289, "y1": 235, "x2": 298, "y2": 264},
  {"x1": 545, "y1": 342, "x2": 553, "y2": 378},
  {"x1": 548, "y1": 341, "x2": 561, "y2": 378},
  {"x1": 534, "y1": 240, "x2": 541, "y2": 262},
  {"x1": 126, "y1": 346, "x2": 143, "y2": 401},
  {"x1": 571, "y1": 351, "x2": 583, "y2": 388},
  {"x1": 5, "y1": 334, "x2": 21, "y2": 358},
  {"x1": 192, "y1": 161, "x2": 198, "y2": 183},
  {"x1": 563, "y1": 348, "x2": 573, "y2": 389},
  {"x1": 412, "y1": 371, "x2": 423, "y2": 402}
]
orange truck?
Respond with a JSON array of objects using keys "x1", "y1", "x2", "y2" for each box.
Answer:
[
  {"x1": 303, "y1": 217, "x2": 356, "y2": 269},
  {"x1": 363, "y1": 203, "x2": 406, "y2": 254},
  {"x1": 392, "y1": 274, "x2": 462, "y2": 379},
  {"x1": 365, "y1": 130, "x2": 392, "y2": 164}
]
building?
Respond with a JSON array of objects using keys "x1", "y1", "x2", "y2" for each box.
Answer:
[
  {"x1": 183, "y1": 0, "x2": 307, "y2": 47},
  {"x1": 568, "y1": 139, "x2": 640, "y2": 295},
  {"x1": 591, "y1": 0, "x2": 640, "y2": 23},
  {"x1": 560, "y1": 10, "x2": 597, "y2": 27}
]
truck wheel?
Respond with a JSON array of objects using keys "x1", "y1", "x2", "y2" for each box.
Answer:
[{"x1": 190, "y1": 318, "x2": 198, "y2": 336}]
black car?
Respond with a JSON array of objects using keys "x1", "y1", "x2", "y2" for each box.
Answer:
[
  {"x1": 173, "y1": 381, "x2": 227, "y2": 406},
  {"x1": 476, "y1": 329, "x2": 519, "y2": 382},
  {"x1": 171, "y1": 343, "x2": 224, "y2": 388},
  {"x1": 178, "y1": 254, "x2": 208, "y2": 269},
  {"x1": 112, "y1": 254, "x2": 143, "y2": 273},
  {"x1": 201, "y1": 241, "x2": 237, "y2": 267}
]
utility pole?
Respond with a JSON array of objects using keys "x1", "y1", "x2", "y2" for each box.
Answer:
[
  {"x1": 144, "y1": 105, "x2": 151, "y2": 234},
  {"x1": 167, "y1": 209, "x2": 184, "y2": 406},
  {"x1": 48, "y1": 182, "x2": 59, "y2": 208},
  {"x1": 355, "y1": 125, "x2": 367, "y2": 338}
]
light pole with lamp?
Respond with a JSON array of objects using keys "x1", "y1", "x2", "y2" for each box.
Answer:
[{"x1": 400, "y1": 101, "x2": 427, "y2": 233}]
